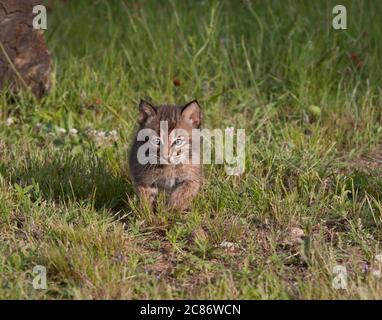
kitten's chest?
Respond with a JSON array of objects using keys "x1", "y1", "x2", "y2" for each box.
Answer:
[
  {"x1": 154, "y1": 168, "x2": 185, "y2": 191},
  {"x1": 145, "y1": 165, "x2": 200, "y2": 191},
  {"x1": 157, "y1": 177, "x2": 178, "y2": 191}
]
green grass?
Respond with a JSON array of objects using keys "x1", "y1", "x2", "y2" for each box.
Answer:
[{"x1": 1, "y1": 0, "x2": 382, "y2": 299}]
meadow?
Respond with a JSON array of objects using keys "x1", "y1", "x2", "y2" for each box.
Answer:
[{"x1": 1, "y1": 0, "x2": 382, "y2": 299}]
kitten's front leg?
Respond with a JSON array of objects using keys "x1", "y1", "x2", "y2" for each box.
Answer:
[
  {"x1": 168, "y1": 180, "x2": 201, "y2": 212},
  {"x1": 137, "y1": 185, "x2": 158, "y2": 211}
]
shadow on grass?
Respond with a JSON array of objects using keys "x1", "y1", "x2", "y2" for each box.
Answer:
[{"x1": 8, "y1": 152, "x2": 134, "y2": 212}]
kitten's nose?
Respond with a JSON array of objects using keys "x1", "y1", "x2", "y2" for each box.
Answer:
[
  {"x1": 159, "y1": 151, "x2": 170, "y2": 164},
  {"x1": 161, "y1": 142, "x2": 170, "y2": 163}
]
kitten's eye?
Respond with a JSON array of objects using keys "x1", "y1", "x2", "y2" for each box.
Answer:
[
  {"x1": 150, "y1": 136, "x2": 161, "y2": 146},
  {"x1": 174, "y1": 138, "x2": 185, "y2": 147}
]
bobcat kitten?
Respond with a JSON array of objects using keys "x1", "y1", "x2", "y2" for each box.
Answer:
[{"x1": 129, "y1": 100, "x2": 203, "y2": 212}]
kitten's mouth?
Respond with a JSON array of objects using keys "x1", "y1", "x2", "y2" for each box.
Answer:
[{"x1": 170, "y1": 156, "x2": 184, "y2": 165}]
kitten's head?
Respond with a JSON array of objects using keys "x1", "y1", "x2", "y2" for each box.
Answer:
[{"x1": 137, "y1": 100, "x2": 201, "y2": 165}]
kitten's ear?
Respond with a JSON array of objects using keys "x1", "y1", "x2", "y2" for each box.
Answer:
[
  {"x1": 181, "y1": 100, "x2": 201, "y2": 128},
  {"x1": 138, "y1": 100, "x2": 157, "y2": 124}
]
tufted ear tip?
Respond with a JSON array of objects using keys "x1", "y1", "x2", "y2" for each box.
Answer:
[
  {"x1": 138, "y1": 100, "x2": 157, "y2": 124},
  {"x1": 181, "y1": 100, "x2": 201, "y2": 128}
]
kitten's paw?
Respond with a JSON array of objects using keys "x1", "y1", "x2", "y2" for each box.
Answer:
[{"x1": 137, "y1": 185, "x2": 158, "y2": 211}]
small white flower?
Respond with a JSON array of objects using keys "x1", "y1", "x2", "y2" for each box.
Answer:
[
  {"x1": 58, "y1": 128, "x2": 66, "y2": 134},
  {"x1": 108, "y1": 130, "x2": 119, "y2": 142},
  {"x1": 86, "y1": 129, "x2": 97, "y2": 137},
  {"x1": 109, "y1": 130, "x2": 118, "y2": 137},
  {"x1": 97, "y1": 131, "x2": 106, "y2": 138},
  {"x1": 69, "y1": 128, "x2": 78, "y2": 136},
  {"x1": 220, "y1": 240, "x2": 238, "y2": 249},
  {"x1": 6, "y1": 117, "x2": 14, "y2": 126}
]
